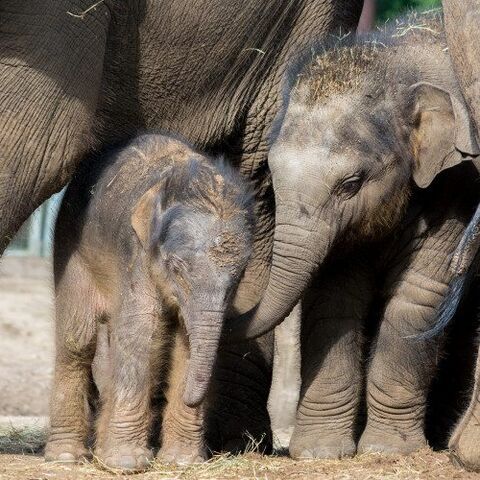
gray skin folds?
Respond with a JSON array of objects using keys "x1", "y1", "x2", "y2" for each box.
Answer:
[
  {"x1": 0, "y1": 0, "x2": 362, "y2": 323},
  {"x1": 229, "y1": 10, "x2": 480, "y2": 459},
  {"x1": 45, "y1": 134, "x2": 255, "y2": 472},
  {"x1": 442, "y1": 0, "x2": 480, "y2": 470}
]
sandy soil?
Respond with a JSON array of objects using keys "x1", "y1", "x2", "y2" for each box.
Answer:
[
  {"x1": 1, "y1": 257, "x2": 480, "y2": 479},
  {"x1": 0, "y1": 257, "x2": 54, "y2": 416},
  {"x1": 1, "y1": 447, "x2": 479, "y2": 480},
  {"x1": 0, "y1": 420, "x2": 479, "y2": 479}
]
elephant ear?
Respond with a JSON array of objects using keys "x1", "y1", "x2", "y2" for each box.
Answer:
[
  {"x1": 131, "y1": 183, "x2": 163, "y2": 249},
  {"x1": 410, "y1": 81, "x2": 480, "y2": 188}
]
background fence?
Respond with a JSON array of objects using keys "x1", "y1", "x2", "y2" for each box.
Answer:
[{"x1": 5, "y1": 192, "x2": 64, "y2": 257}]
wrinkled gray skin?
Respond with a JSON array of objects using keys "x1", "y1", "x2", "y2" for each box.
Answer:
[
  {"x1": 0, "y1": 0, "x2": 359, "y2": 467},
  {"x1": 46, "y1": 134, "x2": 260, "y2": 472},
  {"x1": 232, "y1": 12, "x2": 480, "y2": 458},
  {"x1": 0, "y1": 0, "x2": 362, "y2": 314},
  {"x1": 442, "y1": 0, "x2": 480, "y2": 470}
]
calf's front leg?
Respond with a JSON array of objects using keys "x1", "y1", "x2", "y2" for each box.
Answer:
[
  {"x1": 157, "y1": 332, "x2": 208, "y2": 465},
  {"x1": 289, "y1": 259, "x2": 373, "y2": 459},
  {"x1": 95, "y1": 279, "x2": 164, "y2": 472}
]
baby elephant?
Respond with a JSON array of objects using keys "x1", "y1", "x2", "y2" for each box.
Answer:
[{"x1": 45, "y1": 134, "x2": 253, "y2": 471}]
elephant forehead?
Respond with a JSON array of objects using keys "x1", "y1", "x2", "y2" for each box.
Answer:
[
  {"x1": 269, "y1": 142, "x2": 361, "y2": 190},
  {"x1": 280, "y1": 97, "x2": 365, "y2": 147}
]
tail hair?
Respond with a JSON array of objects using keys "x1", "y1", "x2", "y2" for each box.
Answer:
[{"x1": 416, "y1": 202, "x2": 480, "y2": 340}]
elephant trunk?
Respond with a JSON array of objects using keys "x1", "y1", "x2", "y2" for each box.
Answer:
[
  {"x1": 226, "y1": 213, "x2": 333, "y2": 340},
  {"x1": 183, "y1": 311, "x2": 223, "y2": 408}
]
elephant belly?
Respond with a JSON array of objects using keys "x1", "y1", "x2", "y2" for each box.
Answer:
[{"x1": 136, "y1": 0, "x2": 300, "y2": 144}]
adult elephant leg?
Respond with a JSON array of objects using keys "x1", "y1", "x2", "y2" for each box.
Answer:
[
  {"x1": 358, "y1": 217, "x2": 467, "y2": 455},
  {"x1": 289, "y1": 259, "x2": 373, "y2": 459},
  {"x1": 268, "y1": 305, "x2": 301, "y2": 439},
  {"x1": 0, "y1": 1, "x2": 109, "y2": 252},
  {"x1": 206, "y1": 333, "x2": 274, "y2": 454},
  {"x1": 443, "y1": 0, "x2": 480, "y2": 134},
  {"x1": 449, "y1": 339, "x2": 480, "y2": 470},
  {"x1": 157, "y1": 332, "x2": 208, "y2": 465}
]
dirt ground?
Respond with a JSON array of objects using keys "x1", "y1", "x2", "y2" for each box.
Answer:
[
  {"x1": 0, "y1": 257, "x2": 54, "y2": 416},
  {"x1": 1, "y1": 257, "x2": 480, "y2": 479},
  {"x1": 1, "y1": 442, "x2": 479, "y2": 480}
]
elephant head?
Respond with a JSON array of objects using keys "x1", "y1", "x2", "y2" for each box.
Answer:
[
  {"x1": 132, "y1": 158, "x2": 253, "y2": 407},
  {"x1": 228, "y1": 29, "x2": 480, "y2": 339}
]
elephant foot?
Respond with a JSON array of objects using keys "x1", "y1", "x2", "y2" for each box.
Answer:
[
  {"x1": 44, "y1": 439, "x2": 90, "y2": 463},
  {"x1": 449, "y1": 418, "x2": 480, "y2": 471},
  {"x1": 289, "y1": 431, "x2": 356, "y2": 459},
  {"x1": 358, "y1": 426, "x2": 426, "y2": 455},
  {"x1": 157, "y1": 440, "x2": 208, "y2": 465},
  {"x1": 96, "y1": 444, "x2": 153, "y2": 472}
]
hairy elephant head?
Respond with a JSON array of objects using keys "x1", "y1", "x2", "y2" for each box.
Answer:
[
  {"x1": 229, "y1": 23, "x2": 480, "y2": 339},
  {"x1": 132, "y1": 153, "x2": 253, "y2": 407}
]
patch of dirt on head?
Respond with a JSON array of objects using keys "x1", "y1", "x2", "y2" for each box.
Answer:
[
  {"x1": 208, "y1": 232, "x2": 243, "y2": 274},
  {"x1": 0, "y1": 257, "x2": 54, "y2": 416}
]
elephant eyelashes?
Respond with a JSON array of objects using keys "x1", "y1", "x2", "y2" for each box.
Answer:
[{"x1": 337, "y1": 174, "x2": 364, "y2": 198}]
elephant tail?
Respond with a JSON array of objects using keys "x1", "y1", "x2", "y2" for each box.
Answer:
[
  {"x1": 417, "y1": 203, "x2": 480, "y2": 340},
  {"x1": 418, "y1": 274, "x2": 471, "y2": 340}
]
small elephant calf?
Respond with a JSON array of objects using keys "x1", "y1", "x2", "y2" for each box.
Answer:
[{"x1": 45, "y1": 134, "x2": 254, "y2": 471}]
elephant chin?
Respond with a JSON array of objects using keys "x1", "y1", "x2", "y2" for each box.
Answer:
[
  {"x1": 224, "y1": 219, "x2": 332, "y2": 341},
  {"x1": 183, "y1": 312, "x2": 224, "y2": 408}
]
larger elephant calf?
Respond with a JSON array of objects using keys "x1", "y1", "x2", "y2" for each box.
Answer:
[{"x1": 233, "y1": 11, "x2": 480, "y2": 459}]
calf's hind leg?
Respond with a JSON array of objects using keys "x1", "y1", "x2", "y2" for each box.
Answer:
[
  {"x1": 358, "y1": 220, "x2": 463, "y2": 455},
  {"x1": 45, "y1": 254, "x2": 102, "y2": 462}
]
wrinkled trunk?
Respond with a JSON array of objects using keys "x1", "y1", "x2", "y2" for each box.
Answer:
[
  {"x1": 226, "y1": 210, "x2": 334, "y2": 340},
  {"x1": 183, "y1": 312, "x2": 224, "y2": 408}
]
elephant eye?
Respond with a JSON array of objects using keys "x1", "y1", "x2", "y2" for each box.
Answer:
[{"x1": 338, "y1": 174, "x2": 364, "y2": 198}]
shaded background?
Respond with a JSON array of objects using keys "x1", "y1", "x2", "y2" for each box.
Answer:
[{"x1": 377, "y1": 0, "x2": 440, "y2": 21}]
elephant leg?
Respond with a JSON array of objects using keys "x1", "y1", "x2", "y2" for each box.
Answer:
[
  {"x1": 0, "y1": 1, "x2": 109, "y2": 252},
  {"x1": 157, "y1": 332, "x2": 208, "y2": 465},
  {"x1": 95, "y1": 281, "x2": 162, "y2": 473},
  {"x1": 91, "y1": 323, "x2": 112, "y2": 405},
  {"x1": 206, "y1": 333, "x2": 274, "y2": 454},
  {"x1": 289, "y1": 260, "x2": 373, "y2": 459},
  {"x1": 45, "y1": 254, "x2": 101, "y2": 463},
  {"x1": 449, "y1": 339, "x2": 480, "y2": 470},
  {"x1": 358, "y1": 222, "x2": 464, "y2": 455},
  {"x1": 268, "y1": 305, "x2": 301, "y2": 436}
]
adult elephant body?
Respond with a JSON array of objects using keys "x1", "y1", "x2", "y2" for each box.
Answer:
[
  {"x1": 0, "y1": 0, "x2": 362, "y2": 462},
  {"x1": 0, "y1": 0, "x2": 362, "y2": 316},
  {"x1": 442, "y1": 0, "x2": 480, "y2": 470}
]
